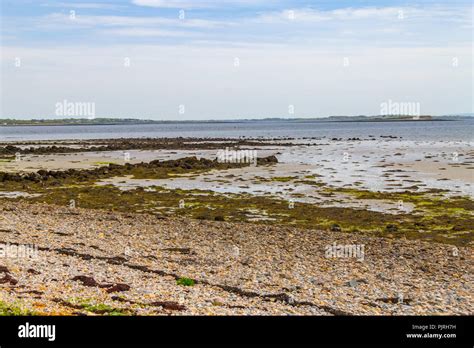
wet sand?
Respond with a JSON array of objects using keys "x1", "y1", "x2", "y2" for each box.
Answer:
[{"x1": 2, "y1": 139, "x2": 471, "y2": 196}]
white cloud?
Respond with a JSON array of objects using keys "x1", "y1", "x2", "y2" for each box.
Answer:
[
  {"x1": 256, "y1": 7, "x2": 401, "y2": 24},
  {"x1": 249, "y1": 5, "x2": 472, "y2": 48},
  {"x1": 2, "y1": 4, "x2": 472, "y2": 119},
  {"x1": 41, "y1": 13, "x2": 227, "y2": 29},
  {"x1": 40, "y1": 2, "x2": 124, "y2": 9},
  {"x1": 102, "y1": 28, "x2": 199, "y2": 37},
  {"x1": 256, "y1": 6, "x2": 470, "y2": 24},
  {"x1": 132, "y1": 0, "x2": 264, "y2": 9}
]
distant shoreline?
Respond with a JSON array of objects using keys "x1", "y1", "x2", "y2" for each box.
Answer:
[{"x1": 0, "y1": 116, "x2": 469, "y2": 127}]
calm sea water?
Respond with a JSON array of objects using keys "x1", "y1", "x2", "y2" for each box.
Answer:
[{"x1": 0, "y1": 120, "x2": 473, "y2": 142}]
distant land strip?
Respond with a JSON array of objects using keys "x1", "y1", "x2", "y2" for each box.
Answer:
[{"x1": 0, "y1": 115, "x2": 472, "y2": 126}]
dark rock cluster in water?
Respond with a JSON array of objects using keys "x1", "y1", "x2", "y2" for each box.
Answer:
[{"x1": 0, "y1": 155, "x2": 278, "y2": 183}]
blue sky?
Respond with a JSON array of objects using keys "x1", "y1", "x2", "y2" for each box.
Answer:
[{"x1": 1, "y1": 0, "x2": 472, "y2": 119}]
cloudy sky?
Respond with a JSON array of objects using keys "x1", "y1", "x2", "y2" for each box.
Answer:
[{"x1": 0, "y1": 0, "x2": 472, "y2": 119}]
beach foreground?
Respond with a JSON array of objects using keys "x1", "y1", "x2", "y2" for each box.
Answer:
[
  {"x1": 0, "y1": 200, "x2": 472, "y2": 316},
  {"x1": 0, "y1": 137, "x2": 472, "y2": 316}
]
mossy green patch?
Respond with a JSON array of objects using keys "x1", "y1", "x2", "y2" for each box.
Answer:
[
  {"x1": 176, "y1": 277, "x2": 195, "y2": 286},
  {"x1": 15, "y1": 182, "x2": 471, "y2": 245},
  {"x1": 1, "y1": 158, "x2": 472, "y2": 247},
  {"x1": 93, "y1": 161, "x2": 117, "y2": 166},
  {"x1": 63, "y1": 298, "x2": 128, "y2": 315},
  {"x1": 81, "y1": 303, "x2": 127, "y2": 315},
  {"x1": 0, "y1": 301, "x2": 37, "y2": 316}
]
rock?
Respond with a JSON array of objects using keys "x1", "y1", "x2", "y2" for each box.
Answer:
[
  {"x1": 72, "y1": 276, "x2": 131, "y2": 293},
  {"x1": 376, "y1": 297, "x2": 413, "y2": 305},
  {"x1": 71, "y1": 275, "x2": 100, "y2": 287},
  {"x1": 330, "y1": 224, "x2": 342, "y2": 232},
  {"x1": 0, "y1": 273, "x2": 18, "y2": 285},
  {"x1": 347, "y1": 279, "x2": 359, "y2": 287},
  {"x1": 346, "y1": 278, "x2": 368, "y2": 287},
  {"x1": 256, "y1": 155, "x2": 278, "y2": 165},
  {"x1": 150, "y1": 301, "x2": 186, "y2": 311},
  {"x1": 106, "y1": 283, "x2": 131, "y2": 293},
  {"x1": 385, "y1": 224, "x2": 398, "y2": 232}
]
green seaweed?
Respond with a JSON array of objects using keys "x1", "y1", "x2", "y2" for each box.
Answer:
[
  {"x1": 1, "y1": 159, "x2": 472, "y2": 247},
  {"x1": 0, "y1": 301, "x2": 37, "y2": 316},
  {"x1": 176, "y1": 277, "x2": 195, "y2": 286}
]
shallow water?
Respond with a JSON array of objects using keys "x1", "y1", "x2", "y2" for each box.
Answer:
[{"x1": 1, "y1": 119, "x2": 473, "y2": 142}]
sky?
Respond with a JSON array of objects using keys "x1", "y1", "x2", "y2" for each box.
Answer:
[{"x1": 0, "y1": 0, "x2": 472, "y2": 120}]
